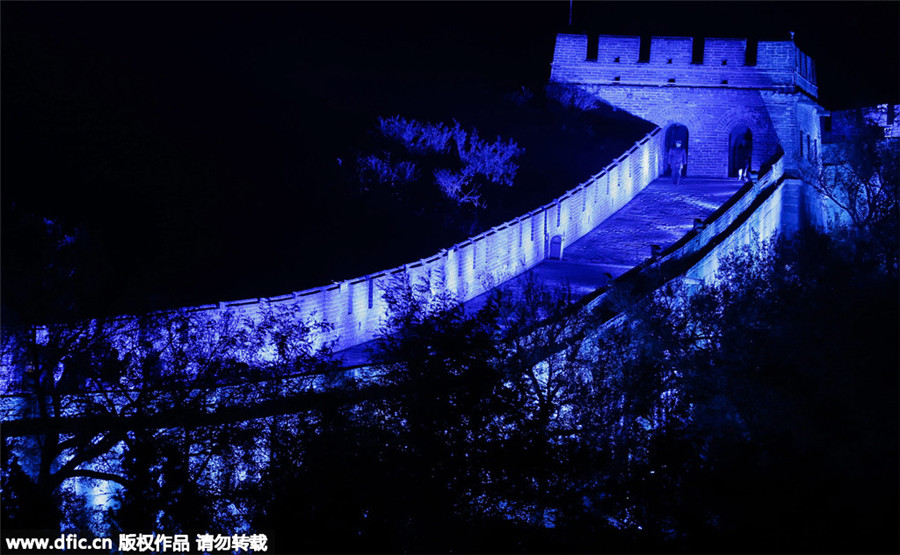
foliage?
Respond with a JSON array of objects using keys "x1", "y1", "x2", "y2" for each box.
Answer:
[
  {"x1": 356, "y1": 152, "x2": 419, "y2": 189},
  {"x1": 356, "y1": 115, "x2": 523, "y2": 209},
  {"x1": 3, "y1": 230, "x2": 896, "y2": 552},
  {"x1": 1, "y1": 303, "x2": 336, "y2": 536},
  {"x1": 0, "y1": 206, "x2": 112, "y2": 326},
  {"x1": 594, "y1": 231, "x2": 898, "y2": 551},
  {"x1": 377, "y1": 115, "x2": 455, "y2": 156},
  {"x1": 545, "y1": 83, "x2": 601, "y2": 112},
  {"x1": 809, "y1": 118, "x2": 899, "y2": 254}
]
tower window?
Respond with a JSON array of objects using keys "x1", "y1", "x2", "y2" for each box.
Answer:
[
  {"x1": 721, "y1": 59, "x2": 728, "y2": 66},
  {"x1": 614, "y1": 56, "x2": 620, "y2": 63},
  {"x1": 667, "y1": 58, "x2": 673, "y2": 64},
  {"x1": 613, "y1": 76, "x2": 621, "y2": 82}
]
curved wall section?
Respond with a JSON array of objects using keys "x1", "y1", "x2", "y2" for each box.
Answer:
[{"x1": 199, "y1": 128, "x2": 663, "y2": 353}]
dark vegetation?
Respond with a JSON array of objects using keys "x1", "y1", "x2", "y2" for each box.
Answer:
[
  {"x1": 3, "y1": 226, "x2": 897, "y2": 554},
  {"x1": 3, "y1": 4, "x2": 898, "y2": 552},
  {"x1": 328, "y1": 85, "x2": 652, "y2": 280},
  {"x1": 2, "y1": 107, "x2": 897, "y2": 555},
  {"x1": 1, "y1": 76, "x2": 649, "y2": 322},
  {"x1": 3, "y1": 0, "x2": 898, "y2": 317}
]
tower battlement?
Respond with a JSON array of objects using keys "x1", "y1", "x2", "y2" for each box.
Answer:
[
  {"x1": 551, "y1": 34, "x2": 817, "y2": 98},
  {"x1": 550, "y1": 33, "x2": 825, "y2": 179}
]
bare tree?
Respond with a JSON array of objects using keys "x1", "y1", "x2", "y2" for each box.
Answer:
[
  {"x1": 358, "y1": 115, "x2": 523, "y2": 209},
  {"x1": 811, "y1": 118, "x2": 899, "y2": 236},
  {"x1": 1, "y1": 302, "x2": 336, "y2": 533}
]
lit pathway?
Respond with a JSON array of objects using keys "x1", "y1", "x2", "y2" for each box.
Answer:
[
  {"x1": 337, "y1": 176, "x2": 745, "y2": 366},
  {"x1": 497, "y1": 176, "x2": 744, "y2": 298}
]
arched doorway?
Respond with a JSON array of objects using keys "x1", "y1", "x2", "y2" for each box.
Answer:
[
  {"x1": 728, "y1": 126, "x2": 753, "y2": 178},
  {"x1": 664, "y1": 124, "x2": 689, "y2": 177}
]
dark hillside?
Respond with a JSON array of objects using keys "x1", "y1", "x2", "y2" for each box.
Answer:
[
  {"x1": 313, "y1": 85, "x2": 653, "y2": 288},
  {"x1": 4, "y1": 1, "x2": 894, "y2": 320}
]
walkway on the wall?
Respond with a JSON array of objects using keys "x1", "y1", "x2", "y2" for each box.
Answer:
[
  {"x1": 336, "y1": 176, "x2": 745, "y2": 367},
  {"x1": 495, "y1": 176, "x2": 745, "y2": 298}
]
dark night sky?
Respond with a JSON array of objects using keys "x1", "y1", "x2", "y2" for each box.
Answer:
[{"x1": 2, "y1": 1, "x2": 898, "y2": 315}]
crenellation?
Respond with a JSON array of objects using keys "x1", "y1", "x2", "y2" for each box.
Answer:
[
  {"x1": 704, "y1": 38, "x2": 747, "y2": 66},
  {"x1": 649, "y1": 36, "x2": 693, "y2": 64},
  {"x1": 52, "y1": 32, "x2": 837, "y2": 361},
  {"x1": 552, "y1": 34, "x2": 588, "y2": 64},
  {"x1": 756, "y1": 41, "x2": 795, "y2": 69},
  {"x1": 597, "y1": 35, "x2": 641, "y2": 63},
  {"x1": 551, "y1": 33, "x2": 823, "y2": 180}
]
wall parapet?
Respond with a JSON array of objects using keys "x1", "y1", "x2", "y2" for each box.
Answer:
[
  {"x1": 578, "y1": 152, "x2": 787, "y2": 324},
  {"x1": 6, "y1": 129, "x2": 664, "y2": 364},
  {"x1": 663, "y1": 154, "x2": 786, "y2": 265},
  {"x1": 173, "y1": 128, "x2": 664, "y2": 353},
  {"x1": 551, "y1": 34, "x2": 817, "y2": 98}
]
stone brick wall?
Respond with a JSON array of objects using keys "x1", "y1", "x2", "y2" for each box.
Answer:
[
  {"x1": 649, "y1": 37, "x2": 693, "y2": 65},
  {"x1": 552, "y1": 35, "x2": 816, "y2": 94},
  {"x1": 174, "y1": 129, "x2": 664, "y2": 353},
  {"x1": 826, "y1": 104, "x2": 900, "y2": 141},
  {"x1": 705, "y1": 38, "x2": 747, "y2": 67},
  {"x1": 570, "y1": 84, "x2": 782, "y2": 176},
  {"x1": 667, "y1": 153, "x2": 792, "y2": 282},
  {"x1": 550, "y1": 34, "x2": 824, "y2": 180},
  {"x1": 594, "y1": 35, "x2": 641, "y2": 63}
]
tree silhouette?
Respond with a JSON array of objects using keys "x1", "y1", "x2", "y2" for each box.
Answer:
[{"x1": 3, "y1": 219, "x2": 896, "y2": 553}]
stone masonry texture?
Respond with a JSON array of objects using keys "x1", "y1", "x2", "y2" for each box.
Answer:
[{"x1": 551, "y1": 34, "x2": 824, "y2": 179}]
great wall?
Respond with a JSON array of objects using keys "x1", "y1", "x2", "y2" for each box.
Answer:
[
  {"x1": 5, "y1": 33, "x2": 896, "y2": 377},
  {"x1": 3, "y1": 32, "x2": 897, "y2": 530},
  {"x1": 4, "y1": 32, "x2": 896, "y2": 378},
  {"x1": 148, "y1": 33, "x2": 842, "y2": 359}
]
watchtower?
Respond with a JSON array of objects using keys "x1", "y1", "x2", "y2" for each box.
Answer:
[{"x1": 550, "y1": 34, "x2": 825, "y2": 179}]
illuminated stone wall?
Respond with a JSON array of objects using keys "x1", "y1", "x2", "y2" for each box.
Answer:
[
  {"x1": 550, "y1": 34, "x2": 824, "y2": 179},
  {"x1": 686, "y1": 169, "x2": 796, "y2": 281},
  {"x1": 19, "y1": 36, "x2": 840, "y2": 357},
  {"x1": 197, "y1": 129, "x2": 664, "y2": 353}
]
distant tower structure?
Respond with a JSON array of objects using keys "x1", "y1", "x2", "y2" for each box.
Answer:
[{"x1": 550, "y1": 34, "x2": 825, "y2": 181}]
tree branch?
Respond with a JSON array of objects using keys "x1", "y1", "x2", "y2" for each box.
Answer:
[{"x1": 61, "y1": 469, "x2": 128, "y2": 487}]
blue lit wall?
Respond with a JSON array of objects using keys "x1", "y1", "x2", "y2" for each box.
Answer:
[
  {"x1": 550, "y1": 34, "x2": 825, "y2": 179},
  {"x1": 684, "y1": 159, "x2": 792, "y2": 281},
  {"x1": 162, "y1": 129, "x2": 664, "y2": 353},
  {"x1": 4, "y1": 36, "x2": 838, "y2": 358}
]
